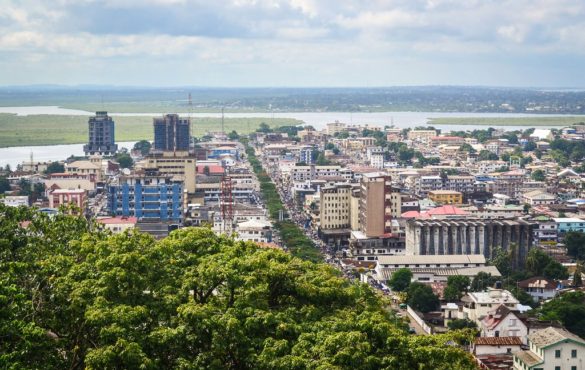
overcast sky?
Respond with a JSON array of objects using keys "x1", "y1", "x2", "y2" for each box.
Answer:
[{"x1": 1, "y1": 0, "x2": 584, "y2": 87}]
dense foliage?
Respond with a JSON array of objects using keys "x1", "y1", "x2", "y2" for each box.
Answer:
[
  {"x1": 537, "y1": 292, "x2": 585, "y2": 338},
  {"x1": 0, "y1": 205, "x2": 477, "y2": 369},
  {"x1": 388, "y1": 268, "x2": 413, "y2": 292}
]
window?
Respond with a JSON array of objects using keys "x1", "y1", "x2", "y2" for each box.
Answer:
[
  {"x1": 555, "y1": 349, "x2": 561, "y2": 358},
  {"x1": 554, "y1": 367, "x2": 560, "y2": 370},
  {"x1": 572, "y1": 349, "x2": 577, "y2": 358},
  {"x1": 572, "y1": 366, "x2": 577, "y2": 370}
]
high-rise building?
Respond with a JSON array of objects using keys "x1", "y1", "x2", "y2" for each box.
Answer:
[
  {"x1": 358, "y1": 172, "x2": 392, "y2": 238},
  {"x1": 84, "y1": 111, "x2": 118, "y2": 155},
  {"x1": 153, "y1": 114, "x2": 190, "y2": 152}
]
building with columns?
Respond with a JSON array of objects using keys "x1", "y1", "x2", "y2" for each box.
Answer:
[{"x1": 405, "y1": 218, "x2": 535, "y2": 262}]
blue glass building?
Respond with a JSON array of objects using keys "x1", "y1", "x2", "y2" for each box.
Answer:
[
  {"x1": 108, "y1": 175, "x2": 183, "y2": 222},
  {"x1": 153, "y1": 114, "x2": 190, "y2": 152}
]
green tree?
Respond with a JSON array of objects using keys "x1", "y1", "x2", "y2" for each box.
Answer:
[
  {"x1": 523, "y1": 141, "x2": 537, "y2": 152},
  {"x1": 44, "y1": 161, "x2": 65, "y2": 174},
  {"x1": 447, "y1": 319, "x2": 477, "y2": 330},
  {"x1": 477, "y1": 150, "x2": 499, "y2": 161},
  {"x1": 133, "y1": 140, "x2": 152, "y2": 156},
  {"x1": 0, "y1": 176, "x2": 10, "y2": 193},
  {"x1": 115, "y1": 153, "x2": 134, "y2": 169},
  {"x1": 407, "y1": 282, "x2": 440, "y2": 313},
  {"x1": 470, "y1": 272, "x2": 498, "y2": 292},
  {"x1": 257, "y1": 122, "x2": 272, "y2": 133},
  {"x1": 389, "y1": 268, "x2": 413, "y2": 292},
  {"x1": 543, "y1": 260, "x2": 569, "y2": 280},
  {"x1": 227, "y1": 130, "x2": 240, "y2": 140},
  {"x1": 538, "y1": 291, "x2": 585, "y2": 338},
  {"x1": 531, "y1": 169, "x2": 546, "y2": 182},
  {"x1": 443, "y1": 275, "x2": 470, "y2": 301},
  {"x1": 565, "y1": 231, "x2": 585, "y2": 259},
  {"x1": 0, "y1": 204, "x2": 477, "y2": 370},
  {"x1": 525, "y1": 248, "x2": 552, "y2": 276}
]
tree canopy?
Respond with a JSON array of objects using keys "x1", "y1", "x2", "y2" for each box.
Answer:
[
  {"x1": 388, "y1": 268, "x2": 413, "y2": 292},
  {"x1": 0, "y1": 205, "x2": 476, "y2": 369},
  {"x1": 44, "y1": 161, "x2": 65, "y2": 174}
]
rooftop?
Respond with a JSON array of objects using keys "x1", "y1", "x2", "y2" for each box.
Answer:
[
  {"x1": 377, "y1": 254, "x2": 486, "y2": 265},
  {"x1": 475, "y1": 336, "x2": 523, "y2": 346},
  {"x1": 528, "y1": 326, "x2": 585, "y2": 348}
]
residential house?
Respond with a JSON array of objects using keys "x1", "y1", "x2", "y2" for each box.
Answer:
[
  {"x1": 480, "y1": 304, "x2": 528, "y2": 344},
  {"x1": 517, "y1": 277, "x2": 558, "y2": 303},
  {"x1": 513, "y1": 327, "x2": 585, "y2": 370}
]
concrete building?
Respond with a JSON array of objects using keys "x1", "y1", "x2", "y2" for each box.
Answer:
[
  {"x1": 359, "y1": 172, "x2": 392, "y2": 238},
  {"x1": 1, "y1": 195, "x2": 29, "y2": 207},
  {"x1": 235, "y1": 219, "x2": 273, "y2": 243},
  {"x1": 513, "y1": 327, "x2": 585, "y2": 370},
  {"x1": 517, "y1": 277, "x2": 558, "y2": 303},
  {"x1": 290, "y1": 165, "x2": 342, "y2": 182},
  {"x1": 554, "y1": 217, "x2": 585, "y2": 235},
  {"x1": 408, "y1": 130, "x2": 437, "y2": 141},
  {"x1": 429, "y1": 190, "x2": 463, "y2": 205},
  {"x1": 326, "y1": 121, "x2": 347, "y2": 136},
  {"x1": 374, "y1": 254, "x2": 499, "y2": 283},
  {"x1": 462, "y1": 287, "x2": 520, "y2": 324},
  {"x1": 319, "y1": 183, "x2": 353, "y2": 245},
  {"x1": 405, "y1": 218, "x2": 535, "y2": 261},
  {"x1": 445, "y1": 175, "x2": 475, "y2": 195},
  {"x1": 153, "y1": 114, "x2": 190, "y2": 152},
  {"x1": 48, "y1": 188, "x2": 86, "y2": 209},
  {"x1": 45, "y1": 173, "x2": 97, "y2": 193},
  {"x1": 419, "y1": 176, "x2": 443, "y2": 196},
  {"x1": 84, "y1": 111, "x2": 118, "y2": 155},
  {"x1": 108, "y1": 175, "x2": 183, "y2": 222},
  {"x1": 522, "y1": 190, "x2": 556, "y2": 206},
  {"x1": 473, "y1": 336, "x2": 523, "y2": 356},
  {"x1": 480, "y1": 304, "x2": 528, "y2": 343},
  {"x1": 97, "y1": 216, "x2": 138, "y2": 233},
  {"x1": 142, "y1": 151, "x2": 196, "y2": 196},
  {"x1": 66, "y1": 160, "x2": 102, "y2": 182}
]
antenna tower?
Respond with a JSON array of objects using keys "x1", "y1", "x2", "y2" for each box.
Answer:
[
  {"x1": 220, "y1": 173, "x2": 234, "y2": 233},
  {"x1": 221, "y1": 106, "x2": 225, "y2": 135}
]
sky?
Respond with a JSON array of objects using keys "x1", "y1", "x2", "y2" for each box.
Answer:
[{"x1": 1, "y1": 0, "x2": 585, "y2": 87}]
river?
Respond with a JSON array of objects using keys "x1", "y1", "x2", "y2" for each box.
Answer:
[{"x1": 0, "y1": 106, "x2": 583, "y2": 168}]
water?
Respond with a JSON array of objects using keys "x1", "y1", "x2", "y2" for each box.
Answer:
[
  {"x1": 0, "y1": 141, "x2": 135, "y2": 169},
  {"x1": 1, "y1": 105, "x2": 583, "y2": 168}
]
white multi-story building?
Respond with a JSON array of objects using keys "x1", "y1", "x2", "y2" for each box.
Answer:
[
  {"x1": 418, "y1": 175, "x2": 443, "y2": 196},
  {"x1": 1, "y1": 195, "x2": 29, "y2": 207},
  {"x1": 514, "y1": 327, "x2": 585, "y2": 370},
  {"x1": 462, "y1": 287, "x2": 520, "y2": 324},
  {"x1": 480, "y1": 304, "x2": 528, "y2": 343},
  {"x1": 290, "y1": 165, "x2": 342, "y2": 182}
]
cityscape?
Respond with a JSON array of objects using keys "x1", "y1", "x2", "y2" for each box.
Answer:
[{"x1": 2, "y1": 1, "x2": 585, "y2": 370}]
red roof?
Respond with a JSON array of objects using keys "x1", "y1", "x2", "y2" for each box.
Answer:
[
  {"x1": 475, "y1": 337, "x2": 523, "y2": 346},
  {"x1": 401, "y1": 210, "x2": 423, "y2": 218},
  {"x1": 426, "y1": 205, "x2": 468, "y2": 216},
  {"x1": 196, "y1": 165, "x2": 225, "y2": 174}
]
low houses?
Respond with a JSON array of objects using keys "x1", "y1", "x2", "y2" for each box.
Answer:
[
  {"x1": 517, "y1": 277, "x2": 558, "y2": 303},
  {"x1": 474, "y1": 336, "x2": 523, "y2": 356},
  {"x1": 522, "y1": 190, "x2": 556, "y2": 206},
  {"x1": 97, "y1": 216, "x2": 138, "y2": 233},
  {"x1": 513, "y1": 327, "x2": 585, "y2": 370},
  {"x1": 235, "y1": 219, "x2": 273, "y2": 243},
  {"x1": 1, "y1": 195, "x2": 29, "y2": 207},
  {"x1": 553, "y1": 217, "x2": 585, "y2": 236},
  {"x1": 480, "y1": 305, "x2": 528, "y2": 343},
  {"x1": 462, "y1": 286, "x2": 520, "y2": 324},
  {"x1": 428, "y1": 190, "x2": 463, "y2": 205}
]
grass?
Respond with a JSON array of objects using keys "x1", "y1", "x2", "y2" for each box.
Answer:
[
  {"x1": 0, "y1": 113, "x2": 301, "y2": 148},
  {"x1": 428, "y1": 116, "x2": 585, "y2": 127}
]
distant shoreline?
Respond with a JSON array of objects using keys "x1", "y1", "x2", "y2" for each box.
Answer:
[{"x1": 428, "y1": 116, "x2": 585, "y2": 127}]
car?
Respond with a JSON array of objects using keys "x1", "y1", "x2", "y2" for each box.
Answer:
[
  {"x1": 399, "y1": 303, "x2": 407, "y2": 310},
  {"x1": 408, "y1": 327, "x2": 416, "y2": 334}
]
